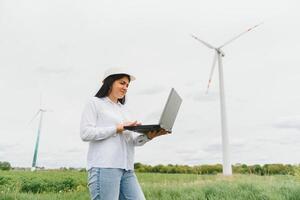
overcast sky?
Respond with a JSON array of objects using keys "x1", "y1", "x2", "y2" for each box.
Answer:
[{"x1": 0, "y1": 0, "x2": 300, "y2": 168}]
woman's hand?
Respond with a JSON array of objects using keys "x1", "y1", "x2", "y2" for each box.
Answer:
[
  {"x1": 116, "y1": 121, "x2": 141, "y2": 133},
  {"x1": 146, "y1": 128, "x2": 169, "y2": 140}
]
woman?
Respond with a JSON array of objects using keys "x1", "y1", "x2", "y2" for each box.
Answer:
[{"x1": 80, "y1": 68, "x2": 167, "y2": 200}]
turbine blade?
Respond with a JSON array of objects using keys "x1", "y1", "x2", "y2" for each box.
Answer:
[
  {"x1": 190, "y1": 34, "x2": 216, "y2": 49},
  {"x1": 219, "y1": 23, "x2": 263, "y2": 48},
  {"x1": 206, "y1": 52, "x2": 218, "y2": 94},
  {"x1": 28, "y1": 110, "x2": 41, "y2": 125}
]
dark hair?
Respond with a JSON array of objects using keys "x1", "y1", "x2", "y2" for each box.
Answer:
[{"x1": 95, "y1": 74, "x2": 131, "y2": 105}]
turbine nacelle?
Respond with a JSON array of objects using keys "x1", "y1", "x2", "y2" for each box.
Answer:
[{"x1": 216, "y1": 48, "x2": 225, "y2": 57}]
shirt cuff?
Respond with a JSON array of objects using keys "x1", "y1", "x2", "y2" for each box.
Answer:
[{"x1": 136, "y1": 134, "x2": 151, "y2": 145}]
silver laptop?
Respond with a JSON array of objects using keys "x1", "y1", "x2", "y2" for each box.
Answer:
[{"x1": 124, "y1": 88, "x2": 182, "y2": 134}]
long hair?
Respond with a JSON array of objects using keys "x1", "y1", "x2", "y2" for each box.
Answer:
[{"x1": 95, "y1": 74, "x2": 131, "y2": 105}]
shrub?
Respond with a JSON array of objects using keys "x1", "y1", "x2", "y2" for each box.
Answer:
[
  {"x1": 20, "y1": 177, "x2": 78, "y2": 193},
  {"x1": 0, "y1": 161, "x2": 11, "y2": 171},
  {"x1": 53, "y1": 178, "x2": 77, "y2": 192},
  {"x1": 0, "y1": 176, "x2": 11, "y2": 185},
  {"x1": 20, "y1": 178, "x2": 46, "y2": 193},
  {"x1": 199, "y1": 164, "x2": 222, "y2": 175},
  {"x1": 263, "y1": 164, "x2": 294, "y2": 175}
]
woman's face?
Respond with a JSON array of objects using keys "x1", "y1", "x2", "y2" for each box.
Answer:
[{"x1": 109, "y1": 76, "x2": 130, "y2": 99}]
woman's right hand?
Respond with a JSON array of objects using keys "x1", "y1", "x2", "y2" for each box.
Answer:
[
  {"x1": 146, "y1": 128, "x2": 168, "y2": 140},
  {"x1": 116, "y1": 121, "x2": 140, "y2": 133}
]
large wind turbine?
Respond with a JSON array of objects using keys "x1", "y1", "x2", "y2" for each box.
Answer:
[
  {"x1": 29, "y1": 95, "x2": 48, "y2": 171},
  {"x1": 191, "y1": 23, "x2": 262, "y2": 176}
]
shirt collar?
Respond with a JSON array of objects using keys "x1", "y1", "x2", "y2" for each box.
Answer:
[{"x1": 104, "y1": 96, "x2": 122, "y2": 106}]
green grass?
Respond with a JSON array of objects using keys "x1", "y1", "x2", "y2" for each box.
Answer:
[{"x1": 1, "y1": 170, "x2": 300, "y2": 200}]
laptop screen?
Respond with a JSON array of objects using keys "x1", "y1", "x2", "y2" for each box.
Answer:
[{"x1": 158, "y1": 88, "x2": 182, "y2": 132}]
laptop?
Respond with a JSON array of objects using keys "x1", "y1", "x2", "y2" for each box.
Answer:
[{"x1": 124, "y1": 88, "x2": 182, "y2": 134}]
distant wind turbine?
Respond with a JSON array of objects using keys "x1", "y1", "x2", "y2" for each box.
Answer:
[
  {"x1": 191, "y1": 23, "x2": 262, "y2": 176},
  {"x1": 29, "y1": 94, "x2": 49, "y2": 171}
]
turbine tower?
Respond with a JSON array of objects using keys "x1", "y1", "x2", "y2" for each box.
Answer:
[
  {"x1": 191, "y1": 23, "x2": 262, "y2": 175},
  {"x1": 29, "y1": 94, "x2": 48, "y2": 171}
]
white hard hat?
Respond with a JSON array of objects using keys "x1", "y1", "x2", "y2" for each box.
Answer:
[{"x1": 102, "y1": 67, "x2": 136, "y2": 82}]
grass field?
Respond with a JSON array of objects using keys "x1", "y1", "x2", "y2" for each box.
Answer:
[{"x1": 1, "y1": 170, "x2": 300, "y2": 200}]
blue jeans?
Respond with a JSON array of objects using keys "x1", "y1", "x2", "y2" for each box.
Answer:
[{"x1": 88, "y1": 168, "x2": 146, "y2": 200}]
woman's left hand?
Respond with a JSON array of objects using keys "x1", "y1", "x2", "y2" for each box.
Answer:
[{"x1": 146, "y1": 129, "x2": 169, "y2": 140}]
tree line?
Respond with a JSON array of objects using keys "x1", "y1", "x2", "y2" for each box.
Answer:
[
  {"x1": 134, "y1": 163, "x2": 299, "y2": 176},
  {"x1": 1, "y1": 161, "x2": 299, "y2": 176}
]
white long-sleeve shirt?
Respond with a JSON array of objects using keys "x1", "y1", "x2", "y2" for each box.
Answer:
[{"x1": 80, "y1": 96, "x2": 150, "y2": 170}]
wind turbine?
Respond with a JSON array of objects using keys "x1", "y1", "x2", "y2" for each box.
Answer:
[
  {"x1": 29, "y1": 94, "x2": 49, "y2": 171},
  {"x1": 191, "y1": 23, "x2": 262, "y2": 176}
]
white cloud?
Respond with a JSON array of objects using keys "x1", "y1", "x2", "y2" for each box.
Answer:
[{"x1": 274, "y1": 116, "x2": 300, "y2": 130}]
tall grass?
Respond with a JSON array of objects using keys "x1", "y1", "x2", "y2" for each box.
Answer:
[
  {"x1": 139, "y1": 173, "x2": 300, "y2": 200},
  {"x1": 0, "y1": 171, "x2": 300, "y2": 200}
]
